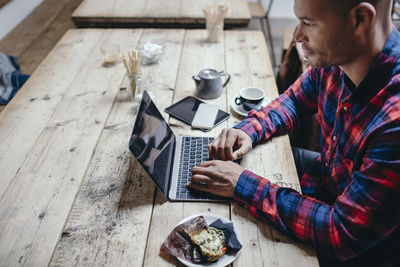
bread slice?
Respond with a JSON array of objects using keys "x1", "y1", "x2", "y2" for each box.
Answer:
[{"x1": 190, "y1": 227, "x2": 226, "y2": 262}]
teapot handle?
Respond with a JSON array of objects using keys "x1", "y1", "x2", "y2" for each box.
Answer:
[{"x1": 220, "y1": 72, "x2": 231, "y2": 88}]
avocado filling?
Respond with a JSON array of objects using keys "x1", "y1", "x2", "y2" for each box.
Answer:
[{"x1": 190, "y1": 227, "x2": 226, "y2": 262}]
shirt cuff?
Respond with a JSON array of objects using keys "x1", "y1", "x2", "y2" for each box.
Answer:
[
  {"x1": 233, "y1": 120, "x2": 259, "y2": 144},
  {"x1": 234, "y1": 170, "x2": 271, "y2": 211}
]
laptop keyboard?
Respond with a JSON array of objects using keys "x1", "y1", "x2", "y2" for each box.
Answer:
[{"x1": 176, "y1": 136, "x2": 220, "y2": 200}]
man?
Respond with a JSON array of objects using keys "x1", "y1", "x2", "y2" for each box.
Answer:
[{"x1": 187, "y1": 0, "x2": 400, "y2": 266}]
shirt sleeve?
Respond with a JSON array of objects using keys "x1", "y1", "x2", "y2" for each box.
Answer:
[
  {"x1": 234, "y1": 123, "x2": 400, "y2": 261},
  {"x1": 234, "y1": 68, "x2": 319, "y2": 143}
]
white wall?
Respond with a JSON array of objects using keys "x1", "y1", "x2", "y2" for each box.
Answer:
[
  {"x1": 0, "y1": 0, "x2": 45, "y2": 40},
  {"x1": 269, "y1": 0, "x2": 296, "y2": 19},
  {"x1": 248, "y1": 0, "x2": 296, "y2": 19}
]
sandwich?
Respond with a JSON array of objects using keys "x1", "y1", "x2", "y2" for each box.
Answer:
[{"x1": 188, "y1": 226, "x2": 226, "y2": 262}]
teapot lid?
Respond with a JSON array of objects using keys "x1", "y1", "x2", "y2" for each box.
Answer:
[{"x1": 199, "y1": 69, "x2": 219, "y2": 79}]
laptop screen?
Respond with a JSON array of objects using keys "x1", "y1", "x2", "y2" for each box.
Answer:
[{"x1": 129, "y1": 91, "x2": 175, "y2": 195}]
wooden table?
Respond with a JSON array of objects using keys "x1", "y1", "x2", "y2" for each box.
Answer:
[
  {"x1": 72, "y1": 0, "x2": 250, "y2": 28},
  {"x1": 0, "y1": 29, "x2": 319, "y2": 266}
]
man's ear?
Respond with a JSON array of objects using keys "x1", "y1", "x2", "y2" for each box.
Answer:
[{"x1": 350, "y1": 2, "x2": 376, "y2": 33}]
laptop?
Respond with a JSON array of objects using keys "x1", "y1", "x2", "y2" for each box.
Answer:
[{"x1": 129, "y1": 91, "x2": 232, "y2": 201}]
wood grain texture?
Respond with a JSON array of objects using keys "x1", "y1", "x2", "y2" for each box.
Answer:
[
  {"x1": 50, "y1": 28, "x2": 186, "y2": 266},
  {"x1": 248, "y1": 1, "x2": 266, "y2": 17},
  {"x1": 17, "y1": 0, "x2": 83, "y2": 74},
  {"x1": 0, "y1": 29, "x2": 126, "y2": 266},
  {"x1": 224, "y1": 30, "x2": 319, "y2": 267},
  {"x1": 0, "y1": 0, "x2": 76, "y2": 58},
  {"x1": 143, "y1": 29, "x2": 231, "y2": 267},
  {"x1": 0, "y1": 28, "x2": 318, "y2": 267},
  {"x1": 0, "y1": 29, "x2": 100, "y2": 200},
  {"x1": 71, "y1": 0, "x2": 250, "y2": 27}
]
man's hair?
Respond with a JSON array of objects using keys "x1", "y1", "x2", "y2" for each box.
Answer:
[
  {"x1": 336, "y1": 0, "x2": 380, "y2": 7},
  {"x1": 328, "y1": 0, "x2": 390, "y2": 17},
  {"x1": 332, "y1": 0, "x2": 380, "y2": 11}
]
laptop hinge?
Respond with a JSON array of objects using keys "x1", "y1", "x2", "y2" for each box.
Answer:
[{"x1": 165, "y1": 136, "x2": 176, "y2": 199}]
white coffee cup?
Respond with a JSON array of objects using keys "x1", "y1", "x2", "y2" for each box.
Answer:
[{"x1": 235, "y1": 87, "x2": 265, "y2": 111}]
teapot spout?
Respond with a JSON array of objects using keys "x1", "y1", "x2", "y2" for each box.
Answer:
[{"x1": 192, "y1": 75, "x2": 201, "y2": 86}]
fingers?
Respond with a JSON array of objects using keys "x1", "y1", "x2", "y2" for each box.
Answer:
[
  {"x1": 216, "y1": 130, "x2": 227, "y2": 161},
  {"x1": 208, "y1": 128, "x2": 236, "y2": 161},
  {"x1": 232, "y1": 145, "x2": 250, "y2": 160},
  {"x1": 232, "y1": 130, "x2": 252, "y2": 160},
  {"x1": 208, "y1": 137, "x2": 217, "y2": 160},
  {"x1": 198, "y1": 160, "x2": 213, "y2": 167},
  {"x1": 224, "y1": 129, "x2": 239, "y2": 160},
  {"x1": 209, "y1": 129, "x2": 227, "y2": 160},
  {"x1": 188, "y1": 160, "x2": 240, "y2": 198},
  {"x1": 187, "y1": 172, "x2": 214, "y2": 194},
  {"x1": 191, "y1": 173, "x2": 212, "y2": 185},
  {"x1": 192, "y1": 162, "x2": 215, "y2": 177},
  {"x1": 187, "y1": 181, "x2": 213, "y2": 194}
]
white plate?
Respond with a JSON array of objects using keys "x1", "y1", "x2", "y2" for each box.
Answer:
[
  {"x1": 230, "y1": 98, "x2": 270, "y2": 117},
  {"x1": 176, "y1": 213, "x2": 242, "y2": 267}
]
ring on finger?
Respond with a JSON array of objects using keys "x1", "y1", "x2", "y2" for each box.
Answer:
[{"x1": 193, "y1": 181, "x2": 208, "y2": 186}]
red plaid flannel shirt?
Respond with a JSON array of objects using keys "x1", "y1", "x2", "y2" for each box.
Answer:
[{"x1": 233, "y1": 28, "x2": 400, "y2": 265}]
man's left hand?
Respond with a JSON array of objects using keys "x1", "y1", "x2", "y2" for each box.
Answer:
[{"x1": 187, "y1": 160, "x2": 245, "y2": 197}]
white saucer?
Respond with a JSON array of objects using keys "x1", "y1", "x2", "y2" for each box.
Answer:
[{"x1": 231, "y1": 98, "x2": 270, "y2": 117}]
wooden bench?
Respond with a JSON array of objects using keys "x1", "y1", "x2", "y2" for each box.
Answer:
[
  {"x1": 0, "y1": 0, "x2": 82, "y2": 113},
  {"x1": 0, "y1": 0, "x2": 83, "y2": 75}
]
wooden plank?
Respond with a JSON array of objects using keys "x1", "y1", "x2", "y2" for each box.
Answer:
[
  {"x1": 0, "y1": 29, "x2": 101, "y2": 199},
  {"x1": 72, "y1": 0, "x2": 250, "y2": 27},
  {"x1": 219, "y1": 0, "x2": 251, "y2": 27},
  {"x1": 248, "y1": 2, "x2": 266, "y2": 18},
  {"x1": 178, "y1": 0, "x2": 216, "y2": 19},
  {"x1": 170, "y1": 29, "x2": 229, "y2": 137},
  {"x1": 17, "y1": 0, "x2": 83, "y2": 74},
  {"x1": 143, "y1": 0, "x2": 179, "y2": 19},
  {"x1": 0, "y1": 28, "x2": 319, "y2": 267},
  {"x1": 142, "y1": 29, "x2": 230, "y2": 266},
  {"x1": 283, "y1": 27, "x2": 295, "y2": 51},
  {"x1": 50, "y1": 28, "x2": 186, "y2": 266},
  {"x1": 224, "y1": 30, "x2": 319, "y2": 267},
  {"x1": 0, "y1": 0, "x2": 76, "y2": 58},
  {"x1": 0, "y1": 29, "x2": 129, "y2": 266}
]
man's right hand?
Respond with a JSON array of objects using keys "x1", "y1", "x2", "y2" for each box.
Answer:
[{"x1": 208, "y1": 128, "x2": 252, "y2": 161}]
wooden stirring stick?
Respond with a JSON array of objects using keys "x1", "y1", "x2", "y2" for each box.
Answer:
[{"x1": 122, "y1": 50, "x2": 141, "y2": 100}]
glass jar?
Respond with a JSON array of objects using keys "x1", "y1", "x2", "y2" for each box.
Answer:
[
  {"x1": 206, "y1": 22, "x2": 223, "y2": 43},
  {"x1": 126, "y1": 72, "x2": 142, "y2": 102}
]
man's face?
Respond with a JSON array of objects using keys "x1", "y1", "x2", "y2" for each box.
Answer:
[{"x1": 294, "y1": 0, "x2": 359, "y2": 68}]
